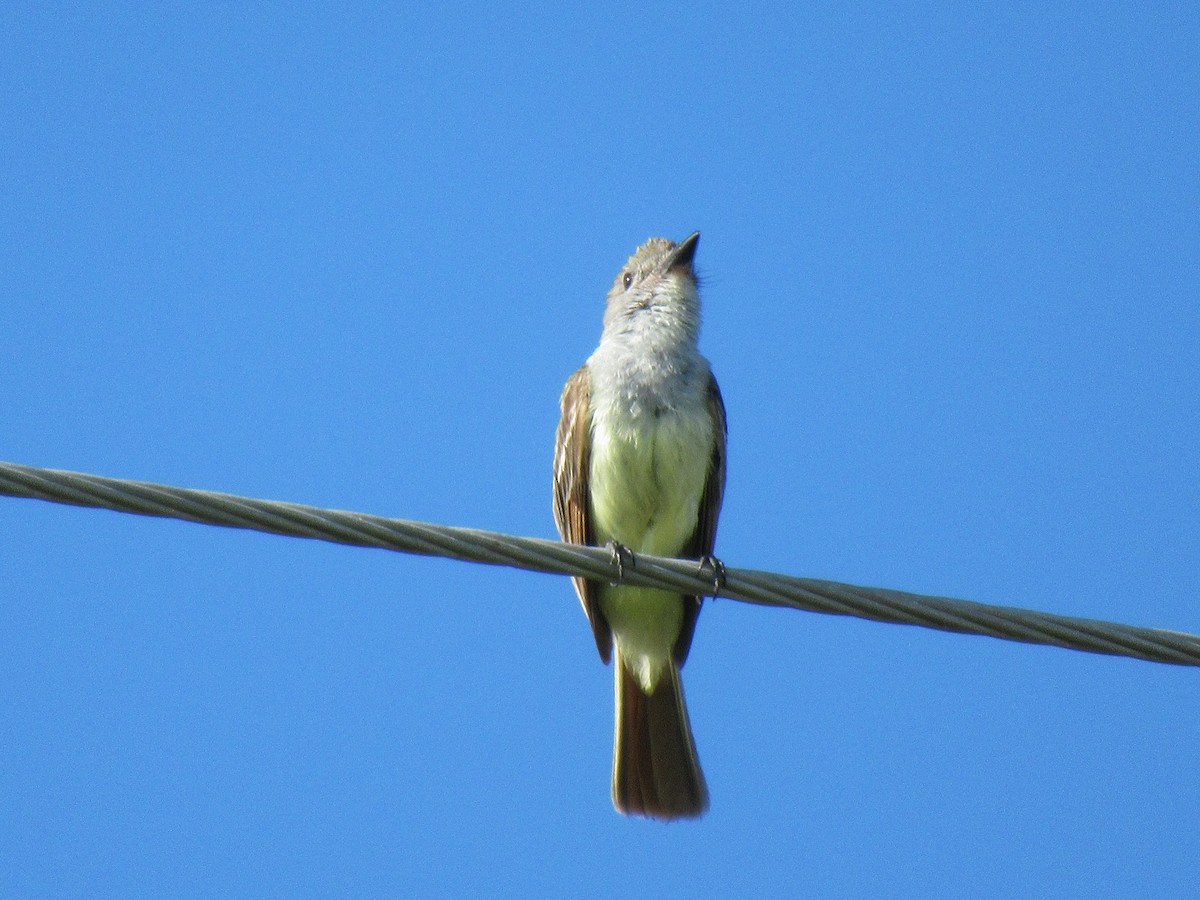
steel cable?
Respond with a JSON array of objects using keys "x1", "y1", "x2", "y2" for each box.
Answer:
[{"x1": 2, "y1": 459, "x2": 1197, "y2": 666}]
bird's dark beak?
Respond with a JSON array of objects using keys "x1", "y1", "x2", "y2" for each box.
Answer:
[{"x1": 665, "y1": 231, "x2": 700, "y2": 273}]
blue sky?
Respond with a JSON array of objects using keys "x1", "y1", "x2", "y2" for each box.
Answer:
[{"x1": 3, "y1": 3, "x2": 1198, "y2": 896}]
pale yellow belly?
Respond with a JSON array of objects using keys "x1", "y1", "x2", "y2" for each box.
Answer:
[
  {"x1": 588, "y1": 408, "x2": 711, "y2": 555},
  {"x1": 588, "y1": 408, "x2": 712, "y2": 689}
]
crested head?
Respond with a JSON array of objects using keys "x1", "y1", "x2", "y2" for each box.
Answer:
[{"x1": 601, "y1": 232, "x2": 702, "y2": 342}]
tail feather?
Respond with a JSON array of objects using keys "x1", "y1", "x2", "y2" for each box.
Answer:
[{"x1": 612, "y1": 653, "x2": 708, "y2": 820}]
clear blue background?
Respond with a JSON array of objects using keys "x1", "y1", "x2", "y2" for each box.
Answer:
[{"x1": 3, "y1": 3, "x2": 1198, "y2": 897}]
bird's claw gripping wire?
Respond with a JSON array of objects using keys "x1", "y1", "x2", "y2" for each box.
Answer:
[
  {"x1": 698, "y1": 555, "x2": 727, "y2": 597},
  {"x1": 607, "y1": 541, "x2": 635, "y2": 584}
]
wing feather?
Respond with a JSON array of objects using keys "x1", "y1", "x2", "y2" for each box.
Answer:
[
  {"x1": 553, "y1": 366, "x2": 613, "y2": 663},
  {"x1": 673, "y1": 373, "x2": 727, "y2": 665}
]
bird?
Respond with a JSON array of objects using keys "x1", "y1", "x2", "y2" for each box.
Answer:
[{"x1": 553, "y1": 231, "x2": 726, "y2": 819}]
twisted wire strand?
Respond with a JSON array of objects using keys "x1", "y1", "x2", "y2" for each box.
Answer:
[{"x1": 2, "y1": 459, "x2": 1197, "y2": 667}]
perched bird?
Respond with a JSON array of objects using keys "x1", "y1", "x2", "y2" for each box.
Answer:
[{"x1": 553, "y1": 232, "x2": 726, "y2": 820}]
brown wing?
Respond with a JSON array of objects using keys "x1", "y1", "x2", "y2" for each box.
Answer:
[
  {"x1": 673, "y1": 372, "x2": 728, "y2": 665},
  {"x1": 552, "y1": 365, "x2": 613, "y2": 663}
]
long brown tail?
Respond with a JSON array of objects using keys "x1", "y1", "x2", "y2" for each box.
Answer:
[{"x1": 611, "y1": 652, "x2": 708, "y2": 820}]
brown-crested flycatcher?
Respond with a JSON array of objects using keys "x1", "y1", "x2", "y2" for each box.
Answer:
[{"x1": 553, "y1": 232, "x2": 726, "y2": 820}]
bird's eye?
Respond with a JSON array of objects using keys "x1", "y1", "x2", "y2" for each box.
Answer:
[{"x1": 622, "y1": 272, "x2": 633, "y2": 289}]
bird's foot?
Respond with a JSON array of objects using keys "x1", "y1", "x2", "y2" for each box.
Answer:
[
  {"x1": 606, "y1": 541, "x2": 635, "y2": 584},
  {"x1": 697, "y1": 555, "x2": 727, "y2": 597}
]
